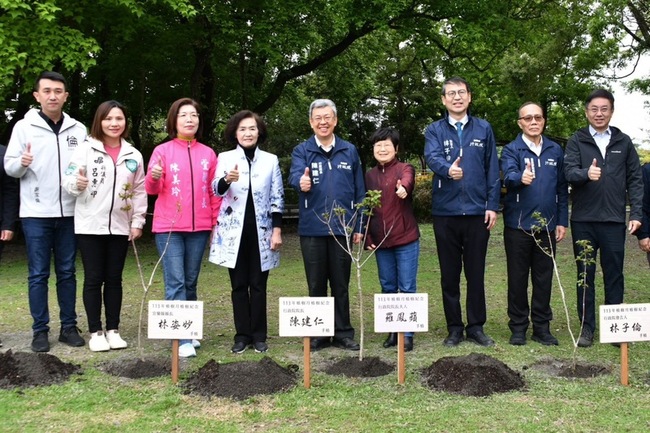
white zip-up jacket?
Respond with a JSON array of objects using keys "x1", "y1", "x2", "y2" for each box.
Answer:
[
  {"x1": 208, "y1": 146, "x2": 284, "y2": 271},
  {"x1": 4, "y1": 108, "x2": 87, "y2": 217},
  {"x1": 62, "y1": 137, "x2": 147, "y2": 235}
]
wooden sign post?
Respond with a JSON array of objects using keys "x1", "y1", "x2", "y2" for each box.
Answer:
[
  {"x1": 279, "y1": 297, "x2": 335, "y2": 389},
  {"x1": 148, "y1": 300, "x2": 204, "y2": 384},
  {"x1": 599, "y1": 303, "x2": 650, "y2": 386},
  {"x1": 374, "y1": 294, "x2": 429, "y2": 384}
]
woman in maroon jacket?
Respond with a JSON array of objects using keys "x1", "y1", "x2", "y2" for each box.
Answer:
[{"x1": 365, "y1": 128, "x2": 420, "y2": 351}]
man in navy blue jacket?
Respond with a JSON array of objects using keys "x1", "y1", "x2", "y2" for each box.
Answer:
[
  {"x1": 424, "y1": 77, "x2": 500, "y2": 347},
  {"x1": 288, "y1": 99, "x2": 366, "y2": 351},
  {"x1": 564, "y1": 89, "x2": 643, "y2": 348},
  {"x1": 500, "y1": 102, "x2": 568, "y2": 346},
  {"x1": 637, "y1": 163, "x2": 650, "y2": 266}
]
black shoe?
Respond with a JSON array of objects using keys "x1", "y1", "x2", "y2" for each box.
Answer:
[
  {"x1": 443, "y1": 331, "x2": 464, "y2": 347},
  {"x1": 509, "y1": 332, "x2": 527, "y2": 346},
  {"x1": 382, "y1": 333, "x2": 397, "y2": 348},
  {"x1": 532, "y1": 332, "x2": 559, "y2": 346},
  {"x1": 231, "y1": 341, "x2": 248, "y2": 354},
  {"x1": 577, "y1": 328, "x2": 594, "y2": 347},
  {"x1": 404, "y1": 336, "x2": 414, "y2": 352},
  {"x1": 253, "y1": 341, "x2": 268, "y2": 353},
  {"x1": 0, "y1": 337, "x2": 2, "y2": 347},
  {"x1": 333, "y1": 337, "x2": 360, "y2": 351},
  {"x1": 31, "y1": 331, "x2": 50, "y2": 352},
  {"x1": 59, "y1": 327, "x2": 84, "y2": 347},
  {"x1": 309, "y1": 337, "x2": 331, "y2": 351},
  {"x1": 466, "y1": 330, "x2": 495, "y2": 347}
]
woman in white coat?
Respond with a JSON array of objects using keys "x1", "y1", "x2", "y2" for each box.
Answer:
[{"x1": 209, "y1": 110, "x2": 284, "y2": 354}]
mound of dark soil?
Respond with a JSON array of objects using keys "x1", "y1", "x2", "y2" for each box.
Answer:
[
  {"x1": 100, "y1": 356, "x2": 171, "y2": 379},
  {"x1": 0, "y1": 350, "x2": 82, "y2": 389},
  {"x1": 183, "y1": 356, "x2": 297, "y2": 400},
  {"x1": 422, "y1": 352, "x2": 525, "y2": 397},
  {"x1": 530, "y1": 358, "x2": 610, "y2": 378},
  {"x1": 323, "y1": 356, "x2": 394, "y2": 378}
]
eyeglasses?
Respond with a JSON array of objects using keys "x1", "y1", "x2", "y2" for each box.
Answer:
[
  {"x1": 444, "y1": 89, "x2": 468, "y2": 98},
  {"x1": 374, "y1": 142, "x2": 394, "y2": 149},
  {"x1": 178, "y1": 113, "x2": 199, "y2": 119},
  {"x1": 587, "y1": 107, "x2": 611, "y2": 114},
  {"x1": 312, "y1": 114, "x2": 334, "y2": 123},
  {"x1": 518, "y1": 115, "x2": 544, "y2": 123}
]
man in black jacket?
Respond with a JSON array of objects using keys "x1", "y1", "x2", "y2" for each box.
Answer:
[
  {"x1": 1, "y1": 143, "x2": 20, "y2": 347},
  {"x1": 564, "y1": 89, "x2": 643, "y2": 347},
  {"x1": 637, "y1": 163, "x2": 650, "y2": 265}
]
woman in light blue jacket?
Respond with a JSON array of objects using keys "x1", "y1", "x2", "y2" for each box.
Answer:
[{"x1": 208, "y1": 110, "x2": 284, "y2": 354}]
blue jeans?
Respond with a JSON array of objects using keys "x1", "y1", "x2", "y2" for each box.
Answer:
[
  {"x1": 155, "y1": 231, "x2": 209, "y2": 302},
  {"x1": 22, "y1": 217, "x2": 78, "y2": 333},
  {"x1": 375, "y1": 239, "x2": 420, "y2": 337}
]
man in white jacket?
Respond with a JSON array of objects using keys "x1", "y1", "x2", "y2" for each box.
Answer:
[{"x1": 4, "y1": 71, "x2": 87, "y2": 352}]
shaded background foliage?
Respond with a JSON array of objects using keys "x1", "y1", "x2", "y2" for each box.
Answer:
[{"x1": 1, "y1": 0, "x2": 649, "y2": 170}]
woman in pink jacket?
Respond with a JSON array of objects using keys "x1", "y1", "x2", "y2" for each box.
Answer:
[{"x1": 145, "y1": 98, "x2": 221, "y2": 358}]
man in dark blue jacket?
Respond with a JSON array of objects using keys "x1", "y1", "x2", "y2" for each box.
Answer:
[
  {"x1": 636, "y1": 163, "x2": 650, "y2": 266},
  {"x1": 288, "y1": 99, "x2": 366, "y2": 351},
  {"x1": 424, "y1": 77, "x2": 500, "y2": 347},
  {"x1": 500, "y1": 102, "x2": 568, "y2": 346},
  {"x1": 564, "y1": 89, "x2": 643, "y2": 348}
]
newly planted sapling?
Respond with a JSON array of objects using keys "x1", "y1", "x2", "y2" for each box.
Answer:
[
  {"x1": 528, "y1": 211, "x2": 595, "y2": 368},
  {"x1": 320, "y1": 189, "x2": 390, "y2": 360}
]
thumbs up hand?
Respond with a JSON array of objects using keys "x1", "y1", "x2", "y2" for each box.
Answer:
[
  {"x1": 21, "y1": 142, "x2": 33, "y2": 167},
  {"x1": 588, "y1": 158, "x2": 601, "y2": 181},
  {"x1": 395, "y1": 179, "x2": 407, "y2": 199},
  {"x1": 226, "y1": 163, "x2": 239, "y2": 184},
  {"x1": 300, "y1": 167, "x2": 312, "y2": 192},
  {"x1": 521, "y1": 161, "x2": 535, "y2": 185},
  {"x1": 150, "y1": 157, "x2": 163, "y2": 180},
  {"x1": 448, "y1": 157, "x2": 463, "y2": 180},
  {"x1": 77, "y1": 166, "x2": 89, "y2": 191}
]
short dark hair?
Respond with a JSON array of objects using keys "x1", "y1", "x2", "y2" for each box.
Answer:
[
  {"x1": 90, "y1": 100, "x2": 129, "y2": 142},
  {"x1": 34, "y1": 71, "x2": 67, "y2": 91},
  {"x1": 585, "y1": 89, "x2": 615, "y2": 110},
  {"x1": 441, "y1": 76, "x2": 471, "y2": 95},
  {"x1": 517, "y1": 101, "x2": 544, "y2": 117},
  {"x1": 166, "y1": 98, "x2": 202, "y2": 139},
  {"x1": 224, "y1": 110, "x2": 268, "y2": 146},
  {"x1": 370, "y1": 127, "x2": 400, "y2": 149}
]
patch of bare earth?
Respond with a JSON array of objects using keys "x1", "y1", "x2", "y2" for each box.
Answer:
[
  {"x1": 183, "y1": 357, "x2": 297, "y2": 400},
  {"x1": 529, "y1": 358, "x2": 611, "y2": 378},
  {"x1": 322, "y1": 356, "x2": 394, "y2": 378},
  {"x1": 422, "y1": 352, "x2": 525, "y2": 397},
  {"x1": 0, "y1": 350, "x2": 82, "y2": 389},
  {"x1": 100, "y1": 356, "x2": 171, "y2": 379}
]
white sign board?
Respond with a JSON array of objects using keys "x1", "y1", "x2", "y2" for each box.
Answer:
[
  {"x1": 374, "y1": 293, "x2": 429, "y2": 333},
  {"x1": 599, "y1": 303, "x2": 650, "y2": 343},
  {"x1": 148, "y1": 300, "x2": 203, "y2": 340},
  {"x1": 278, "y1": 297, "x2": 334, "y2": 337}
]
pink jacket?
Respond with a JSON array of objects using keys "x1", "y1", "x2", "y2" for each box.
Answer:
[{"x1": 145, "y1": 138, "x2": 221, "y2": 233}]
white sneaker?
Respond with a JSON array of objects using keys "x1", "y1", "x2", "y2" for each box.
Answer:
[
  {"x1": 106, "y1": 329, "x2": 128, "y2": 349},
  {"x1": 191, "y1": 339, "x2": 201, "y2": 349},
  {"x1": 179, "y1": 342, "x2": 196, "y2": 358},
  {"x1": 89, "y1": 331, "x2": 110, "y2": 352}
]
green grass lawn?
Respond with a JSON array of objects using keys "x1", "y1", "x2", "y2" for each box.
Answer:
[{"x1": 0, "y1": 223, "x2": 649, "y2": 433}]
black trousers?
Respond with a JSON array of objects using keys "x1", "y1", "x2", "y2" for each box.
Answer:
[
  {"x1": 77, "y1": 234, "x2": 129, "y2": 333},
  {"x1": 504, "y1": 227, "x2": 555, "y2": 334},
  {"x1": 432, "y1": 216, "x2": 490, "y2": 334},
  {"x1": 229, "y1": 225, "x2": 269, "y2": 344},
  {"x1": 300, "y1": 236, "x2": 354, "y2": 340},
  {"x1": 571, "y1": 221, "x2": 626, "y2": 333}
]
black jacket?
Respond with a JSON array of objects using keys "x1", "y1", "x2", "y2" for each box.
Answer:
[
  {"x1": 563, "y1": 126, "x2": 643, "y2": 224},
  {"x1": 0, "y1": 145, "x2": 19, "y2": 233}
]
